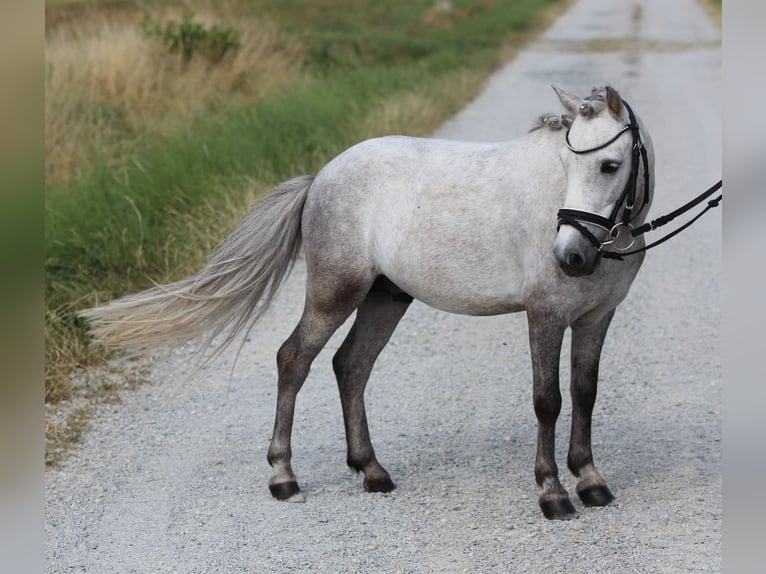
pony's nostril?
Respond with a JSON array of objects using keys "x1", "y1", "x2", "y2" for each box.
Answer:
[{"x1": 567, "y1": 253, "x2": 584, "y2": 268}]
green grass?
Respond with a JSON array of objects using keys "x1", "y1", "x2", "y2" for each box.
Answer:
[{"x1": 45, "y1": 0, "x2": 567, "y2": 407}]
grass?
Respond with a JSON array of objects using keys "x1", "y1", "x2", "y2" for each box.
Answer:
[
  {"x1": 45, "y1": 0, "x2": 570, "y2": 462},
  {"x1": 45, "y1": 3, "x2": 302, "y2": 189}
]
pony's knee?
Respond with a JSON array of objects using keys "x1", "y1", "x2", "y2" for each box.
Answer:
[{"x1": 533, "y1": 391, "x2": 562, "y2": 423}]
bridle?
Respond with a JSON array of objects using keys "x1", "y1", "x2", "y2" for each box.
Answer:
[
  {"x1": 556, "y1": 99, "x2": 650, "y2": 256},
  {"x1": 555, "y1": 99, "x2": 723, "y2": 261}
]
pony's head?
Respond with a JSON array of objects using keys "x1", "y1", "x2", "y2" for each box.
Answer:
[{"x1": 551, "y1": 85, "x2": 652, "y2": 277}]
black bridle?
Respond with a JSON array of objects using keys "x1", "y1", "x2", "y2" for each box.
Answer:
[
  {"x1": 557, "y1": 99, "x2": 650, "y2": 257},
  {"x1": 556, "y1": 99, "x2": 722, "y2": 260}
]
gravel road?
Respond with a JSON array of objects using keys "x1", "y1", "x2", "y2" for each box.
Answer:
[{"x1": 46, "y1": 0, "x2": 722, "y2": 571}]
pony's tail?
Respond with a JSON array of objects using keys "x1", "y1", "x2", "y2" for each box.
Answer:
[{"x1": 78, "y1": 174, "x2": 315, "y2": 357}]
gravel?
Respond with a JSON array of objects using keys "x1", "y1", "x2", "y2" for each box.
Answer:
[{"x1": 46, "y1": 0, "x2": 721, "y2": 572}]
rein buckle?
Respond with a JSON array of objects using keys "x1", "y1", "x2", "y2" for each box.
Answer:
[{"x1": 602, "y1": 222, "x2": 636, "y2": 251}]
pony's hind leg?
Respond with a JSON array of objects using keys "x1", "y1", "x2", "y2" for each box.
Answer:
[
  {"x1": 567, "y1": 310, "x2": 616, "y2": 507},
  {"x1": 332, "y1": 277, "x2": 412, "y2": 493},
  {"x1": 267, "y1": 283, "x2": 367, "y2": 501}
]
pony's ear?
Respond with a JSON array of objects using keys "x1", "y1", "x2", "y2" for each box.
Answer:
[
  {"x1": 605, "y1": 86, "x2": 624, "y2": 120},
  {"x1": 552, "y1": 85, "x2": 582, "y2": 116}
]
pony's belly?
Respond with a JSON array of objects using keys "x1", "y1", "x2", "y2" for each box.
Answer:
[
  {"x1": 376, "y1": 237, "x2": 528, "y2": 316},
  {"x1": 384, "y1": 270, "x2": 526, "y2": 316},
  {"x1": 422, "y1": 296, "x2": 526, "y2": 316}
]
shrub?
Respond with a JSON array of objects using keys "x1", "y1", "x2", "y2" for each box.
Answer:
[{"x1": 141, "y1": 13, "x2": 241, "y2": 65}]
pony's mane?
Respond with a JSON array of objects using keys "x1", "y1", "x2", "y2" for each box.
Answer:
[{"x1": 529, "y1": 113, "x2": 573, "y2": 133}]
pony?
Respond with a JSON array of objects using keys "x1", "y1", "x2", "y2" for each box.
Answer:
[{"x1": 80, "y1": 85, "x2": 654, "y2": 519}]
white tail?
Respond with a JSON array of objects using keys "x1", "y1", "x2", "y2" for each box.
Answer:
[{"x1": 79, "y1": 175, "x2": 314, "y2": 357}]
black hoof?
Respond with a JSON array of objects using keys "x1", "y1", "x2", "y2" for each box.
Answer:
[
  {"x1": 540, "y1": 497, "x2": 578, "y2": 520},
  {"x1": 364, "y1": 477, "x2": 396, "y2": 493},
  {"x1": 269, "y1": 480, "x2": 301, "y2": 500},
  {"x1": 578, "y1": 485, "x2": 615, "y2": 507}
]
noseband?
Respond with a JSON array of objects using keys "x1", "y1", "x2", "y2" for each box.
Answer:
[{"x1": 557, "y1": 99, "x2": 650, "y2": 254}]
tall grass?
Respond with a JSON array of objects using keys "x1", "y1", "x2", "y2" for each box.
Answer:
[
  {"x1": 45, "y1": 0, "x2": 570, "y2": 451},
  {"x1": 46, "y1": 8, "x2": 302, "y2": 188}
]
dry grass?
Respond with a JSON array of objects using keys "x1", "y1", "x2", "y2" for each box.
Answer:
[
  {"x1": 45, "y1": 7, "x2": 302, "y2": 189},
  {"x1": 358, "y1": 68, "x2": 489, "y2": 139}
]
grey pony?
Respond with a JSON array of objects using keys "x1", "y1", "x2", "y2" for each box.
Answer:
[{"x1": 80, "y1": 85, "x2": 654, "y2": 519}]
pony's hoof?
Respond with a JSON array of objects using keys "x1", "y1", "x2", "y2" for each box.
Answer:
[
  {"x1": 269, "y1": 480, "x2": 303, "y2": 502},
  {"x1": 540, "y1": 497, "x2": 578, "y2": 520},
  {"x1": 578, "y1": 485, "x2": 615, "y2": 507},
  {"x1": 364, "y1": 476, "x2": 396, "y2": 493}
]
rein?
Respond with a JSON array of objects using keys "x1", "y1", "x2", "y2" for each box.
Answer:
[
  {"x1": 601, "y1": 179, "x2": 722, "y2": 260},
  {"x1": 556, "y1": 99, "x2": 722, "y2": 260}
]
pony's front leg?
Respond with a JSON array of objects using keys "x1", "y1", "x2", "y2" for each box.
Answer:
[
  {"x1": 527, "y1": 310, "x2": 576, "y2": 519},
  {"x1": 568, "y1": 311, "x2": 616, "y2": 507}
]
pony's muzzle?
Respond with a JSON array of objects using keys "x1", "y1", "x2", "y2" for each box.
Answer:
[{"x1": 553, "y1": 225, "x2": 600, "y2": 277}]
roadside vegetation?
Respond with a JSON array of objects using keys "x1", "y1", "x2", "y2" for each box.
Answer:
[{"x1": 45, "y1": 0, "x2": 570, "y2": 464}]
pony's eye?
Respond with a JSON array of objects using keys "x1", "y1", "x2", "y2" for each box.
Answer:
[{"x1": 600, "y1": 160, "x2": 621, "y2": 174}]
